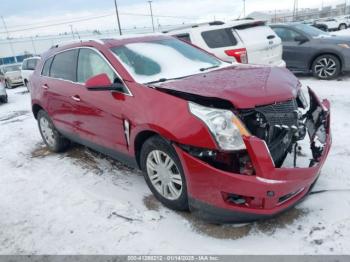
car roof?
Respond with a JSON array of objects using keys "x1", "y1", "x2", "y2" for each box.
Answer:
[
  {"x1": 41, "y1": 34, "x2": 172, "y2": 60},
  {"x1": 0, "y1": 63, "x2": 21, "y2": 68},
  {"x1": 164, "y1": 19, "x2": 266, "y2": 34},
  {"x1": 23, "y1": 56, "x2": 41, "y2": 61}
]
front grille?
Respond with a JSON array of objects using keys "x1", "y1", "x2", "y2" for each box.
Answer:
[
  {"x1": 239, "y1": 99, "x2": 299, "y2": 166},
  {"x1": 255, "y1": 99, "x2": 298, "y2": 127}
]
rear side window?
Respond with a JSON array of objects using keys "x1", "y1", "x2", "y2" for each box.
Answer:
[
  {"x1": 22, "y1": 60, "x2": 28, "y2": 70},
  {"x1": 27, "y1": 59, "x2": 39, "y2": 70},
  {"x1": 50, "y1": 50, "x2": 78, "y2": 81},
  {"x1": 173, "y1": 33, "x2": 192, "y2": 43},
  {"x1": 273, "y1": 27, "x2": 302, "y2": 42},
  {"x1": 41, "y1": 57, "x2": 53, "y2": 76},
  {"x1": 201, "y1": 28, "x2": 237, "y2": 48}
]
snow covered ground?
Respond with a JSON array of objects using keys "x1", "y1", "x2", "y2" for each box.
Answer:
[{"x1": 0, "y1": 76, "x2": 350, "y2": 255}]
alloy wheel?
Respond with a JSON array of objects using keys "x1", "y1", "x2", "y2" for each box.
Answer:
[
  {"x1": 314, "y1": 57, "x2": 337, "y2": 79},
  {"x1": 146, "y1": 150, "x2": 183, "y2": 200},
  {"x1": 40, "y1": 117, "x2": 56, "y2": 147}
]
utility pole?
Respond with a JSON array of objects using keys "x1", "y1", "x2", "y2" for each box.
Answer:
[
  {"x1": 243, "y1": 0, "x2": 246, "y2": 18},
  {"x1": 30, "y1": 36, "x2": 37, "y2": 55},
  {"x1": 148, "y1": 1, "x2": 155, "y2": 33},
  {"x1": 114, "y1": 0, "x2": 122, "y2": 35},
  {"x1": 345, "y1": 0, "x2": 347, "y2": 15},
  {"x1": 69, "y1": 25, "x2": 75, "y2": 39},
  {"x1": 293, "y1": 0, "x2": 298, "y2": 22},
  {"x1": 1, "y1": 16, "x2": 17, "y2": 63}
]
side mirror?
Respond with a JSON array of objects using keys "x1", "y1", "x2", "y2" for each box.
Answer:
[
  {"x1": 294, "y1": 35, "x2": 308, "y2": 43},
  {"x1": 85, "y1": 73, "x2": 124, "y2": 92}
]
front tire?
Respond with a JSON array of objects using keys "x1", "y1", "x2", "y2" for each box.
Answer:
[
  {"x1": 312, "y1": 54, "x2": 340, "y2": 80},
  {"x1": 5, "y1": 80, "x2": 12, "y2": 89},
  {"x1": 37, "y1": 110, "x2": 70, "y2": 152},
  {"x1": 140, "y1": 136, "x2": 188, "y2": 211}
]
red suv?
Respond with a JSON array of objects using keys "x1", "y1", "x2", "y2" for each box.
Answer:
[{"x1": 30, "y1": 35, "x2": 331, "y2": 223}]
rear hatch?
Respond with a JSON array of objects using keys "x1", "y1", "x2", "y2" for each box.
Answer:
[{"x1": 234, "y1": 22, "x2": 283, "y2": 66}]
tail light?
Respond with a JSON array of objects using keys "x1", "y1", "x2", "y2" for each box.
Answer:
[{"x1": 224, "y1": 48, "x2": 248, "y2": 64}]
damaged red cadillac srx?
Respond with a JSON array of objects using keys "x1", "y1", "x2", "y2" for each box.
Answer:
[{"x1": 30, "y1": 35, "x2": 331, "y2": 223}]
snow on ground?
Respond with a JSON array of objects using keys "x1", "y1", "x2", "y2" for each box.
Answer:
[{"x1": 0, "y1": 77, "x2": 350, "y2": 255}]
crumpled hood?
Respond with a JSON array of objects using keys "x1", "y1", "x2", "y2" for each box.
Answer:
[{"x1": 155, "y1": 65, "x2": 300, "y2": 109}]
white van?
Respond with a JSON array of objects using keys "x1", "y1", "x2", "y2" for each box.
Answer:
[
  {"x1": 21, "y1": 57, "x2": 40, "y2": 88},
  {"x1": 164, "y1": 20, "x2": 285, "y2": 67}
]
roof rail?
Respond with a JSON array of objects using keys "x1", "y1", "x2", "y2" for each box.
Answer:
[
  {"x1": 162, "y1": 21, "x2": 225, "y2": 33},
  {"x1": 51, "y1": 38, "x2": 104, "y2": 49}
]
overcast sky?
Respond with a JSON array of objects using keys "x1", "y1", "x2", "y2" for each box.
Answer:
[{"x1": 0, "y1": 0, "x2": 346, "y2": 37}]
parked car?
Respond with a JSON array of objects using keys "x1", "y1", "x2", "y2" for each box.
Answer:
[
  {"x1": 271, "y1": 23, "x2": 350, "y2": 80},
  {"x1": 30, "y1": 36, "x2": 331, "y2": 223},
  {"x1": 314, "y1": 17, "x2": 348, "y2": 31},
  {"x1": 21, "y1": 57, "x2": 40, "y2": 89},
  {"x1": 0, "y1": 63, "x2": 23, "y2": 88},
  {"x1": 0, "y1": 81, "x2": 8, "y2": 103},
  {"x1": 164, "y1": 20, "x2": 286, "y2": 67}
]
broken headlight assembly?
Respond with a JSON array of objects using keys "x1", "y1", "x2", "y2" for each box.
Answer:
[
  {"x1": 188, "y1": 102, "x2": 249, "y2": 151},
  {"x1": 297, "y1": 88, "x2": 308, "y2": 109}
]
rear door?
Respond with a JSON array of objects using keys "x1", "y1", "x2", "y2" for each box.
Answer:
[
  {"x1": 41, "y1": 49, "x2": 81, "y2": 135},
  {"x1": 235, "y1": 23, "x2": 283, "y2": 66}
]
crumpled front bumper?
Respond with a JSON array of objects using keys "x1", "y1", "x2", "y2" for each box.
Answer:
[{"x1": 175, "y1": 89, "x2": 331, "y2": 223}]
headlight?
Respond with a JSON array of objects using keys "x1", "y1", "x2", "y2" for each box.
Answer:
[
  {"x1": 338, "y1": 43, "x2": 350, "y2": 49},
  {"x1": 297, "y1": 89, "x2": 308, "y2": 109},
  {"x1": 188, "y1": 102, "x2": 249, "y2": 151}
]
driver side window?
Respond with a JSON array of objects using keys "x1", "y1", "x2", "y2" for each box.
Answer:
[
  {"x1": 273, "y1": 27, "x2": 303, "y2": 42},
  {"x1": 77, "y1": 48, "x2": 117, "y2": 83}
]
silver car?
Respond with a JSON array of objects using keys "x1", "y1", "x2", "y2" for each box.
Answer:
[
  {"x1": 0, "y1": 63, "x2": 23, "y2": 89},
  {"x1": 0, "y1": 81, "x2": 8, "y2": 103}
]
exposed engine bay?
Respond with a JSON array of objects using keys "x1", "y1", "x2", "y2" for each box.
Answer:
[
  {"x1": 238, "y1": 88, "x2": 329, "y2": 168},
  {"x1": 155, "y1": 86, "x2": 329, "y2": 172}
]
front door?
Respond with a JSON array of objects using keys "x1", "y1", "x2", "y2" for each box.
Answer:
[
  {"x1": 273, "y1": 27, "x2": 311, "y2": 72},
  {"x1": 71, "y1": 48, "x2": 128, "y2": 154}
]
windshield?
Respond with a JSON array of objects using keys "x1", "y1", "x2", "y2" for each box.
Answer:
[
  {"x1": 3, "y1": 65, "x2": 21, "y2": 73},
  {"x1": 111, "y1": 38, "x2": 225, "y2": 84},
  {"x1": 293, "y1": 24, "x2": 330, "y2": 38}
]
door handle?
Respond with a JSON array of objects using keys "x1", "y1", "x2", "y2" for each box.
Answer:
[
  {"x1": 42, "y1": 84, "x2": 49, "y2": 89},
  {"x1": 71, "y1": 95, "x2": 81, "y2": 102}
]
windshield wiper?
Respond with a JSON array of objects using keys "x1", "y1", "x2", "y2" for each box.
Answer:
[
  {"x1": 146, "y1": 78, "x2": 170, "y2": 85},
  {"x1": 199, "y1": 65, "x2": 220, "y2": 72},
  {"x1": 146, "y1": 75, "x2": 193, "y2": 85}
]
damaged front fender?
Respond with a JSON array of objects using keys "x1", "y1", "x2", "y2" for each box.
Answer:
[{"x1": 305, "y1": 87, "x2": 331, "y2": 164}]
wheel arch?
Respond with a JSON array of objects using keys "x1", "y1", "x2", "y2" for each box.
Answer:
[
  {"x1": 134, "y1": 130, "x2": 161, "y2": 169},
  {"x1": 32, "y1": 103, "x2": 44, "y2": 119}
]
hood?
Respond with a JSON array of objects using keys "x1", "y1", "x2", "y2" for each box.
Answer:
[
  {"x1": 5, "y1": 71, "x2": 21, "y2": 79},
  {"x1": 155, "y1": 66, "x2": 299, "y2": 109}
]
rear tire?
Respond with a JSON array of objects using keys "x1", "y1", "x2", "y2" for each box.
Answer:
[
  {"x1": 339, "y1": 23, "x2": 347, "y2": 30},
  {"x1": 140, "y1": 136, "x2": 188, "y2": 211},
  {"x1": 37, "y1": 110, "x2": 70, "y2": 152},
  {"x1": 312, "y1": 54, "x2": 340, "y2": 80}
]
